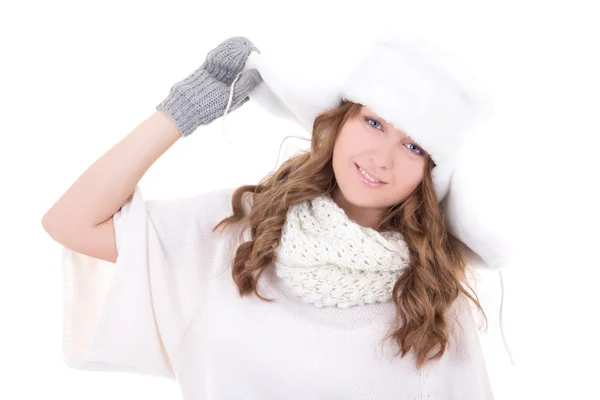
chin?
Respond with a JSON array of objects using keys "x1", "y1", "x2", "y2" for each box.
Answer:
[{"x1": 335, "y1": 184, "x2": 380, "y2": 208}]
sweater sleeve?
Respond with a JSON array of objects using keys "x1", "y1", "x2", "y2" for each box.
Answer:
[{"x1": 61, "y1": 185, "x2": 237, "y2": 381}]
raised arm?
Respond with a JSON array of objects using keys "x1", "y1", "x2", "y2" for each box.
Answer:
[
  {"x1": 41, "y1": 36, "x2": 262, "y2": 263},
  {"x1": 41, "y1": 110, "x2": 181, "y2": 262}
]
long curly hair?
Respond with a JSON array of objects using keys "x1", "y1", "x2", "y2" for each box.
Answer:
[{"x1": 212, "y1": 100, "x2": 488, "y2": 369}]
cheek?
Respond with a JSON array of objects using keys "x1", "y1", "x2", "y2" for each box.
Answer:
[
  {"x1": 332, "y1": 147, "x2": 347, "y2": 175},
  {"x1": 405, "y1": 164, "x2": 426, "y2": 186},
  {"x1": 333, "y1": 131, "x2": 363, "y2": 164},
  {"x1": 391, "y1": 160, "x2": 426, "y2": 186},
  {"x1": 332, "y1": 143, "x2": 356, "y2": 184},
  {"x1": 332, "y1": 133, "x2": 353, "y2": 164}
]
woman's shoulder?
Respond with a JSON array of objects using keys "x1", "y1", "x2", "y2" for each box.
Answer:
[
  {"x1": 146, "y1": 186, "x2": 237, "y2": 217},
  {"x1": 141, "y1": 186, "x2": 244, "y2": 240}
]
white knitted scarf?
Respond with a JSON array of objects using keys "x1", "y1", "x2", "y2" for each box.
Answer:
[{"x1": 274, "y1": 193, "x2": 411, "y2": 309}]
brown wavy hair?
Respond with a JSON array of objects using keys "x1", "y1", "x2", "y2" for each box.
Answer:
[{"x1": 212, "y1": 100, "x2": 488, "y2": 369}]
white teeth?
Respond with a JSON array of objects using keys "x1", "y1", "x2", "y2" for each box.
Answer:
[{"x1": 358, "y1": 166, "x2": 381, "y2": 183}]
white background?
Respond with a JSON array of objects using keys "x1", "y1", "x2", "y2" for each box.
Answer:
[{"x1": 1, "y1": 0, "x2": 599, "y2": 399}]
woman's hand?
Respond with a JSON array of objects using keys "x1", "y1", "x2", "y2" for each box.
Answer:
[{"x1": 156, "y1": 36, "x2": 263, "y2": 137}]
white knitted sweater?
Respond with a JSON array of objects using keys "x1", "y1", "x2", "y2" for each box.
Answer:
[{"x1": 61, "y1": 185, "x2": 496, "y2": 400}]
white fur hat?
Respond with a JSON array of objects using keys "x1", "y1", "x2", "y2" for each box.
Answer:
[{"x1": 241, "y1": 33, "x2": 511, "y2": 269}]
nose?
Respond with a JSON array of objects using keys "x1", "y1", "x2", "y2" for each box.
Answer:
[{"x1": 371, "y1": 144, "x2": 395, "y2": 170}]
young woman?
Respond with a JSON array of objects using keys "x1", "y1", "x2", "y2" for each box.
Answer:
[{"x1": 43, "y1": 35, "x2": 509, "y2": 399}]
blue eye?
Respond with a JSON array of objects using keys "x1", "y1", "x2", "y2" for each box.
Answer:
[
  {"x1": 365, "y1": 117, "x2": 382, "y2": 130},
  {"x1": 406, "y1": 143, "x2": 423, "y2": 155}
]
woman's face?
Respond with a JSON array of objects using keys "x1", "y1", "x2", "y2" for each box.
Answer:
[{"x1": 331, "y1": 105, "x2": 429, "y2": 229}]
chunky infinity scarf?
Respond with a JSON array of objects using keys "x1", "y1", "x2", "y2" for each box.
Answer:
[{"x1": 274, "y1": 194, "x2": 411, "y2": 309}]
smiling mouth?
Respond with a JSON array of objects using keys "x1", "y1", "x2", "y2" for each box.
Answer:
[{"x1": 355, "y1": 163, "x2": 387, "y2": 184}]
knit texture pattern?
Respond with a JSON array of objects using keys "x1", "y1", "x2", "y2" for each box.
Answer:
[
  {"x1": 156, "y1": 36, "x2": 261, "y2": 137},
  {"x1": 274, "y1": 193, "x2": 411, "y2": 309}
]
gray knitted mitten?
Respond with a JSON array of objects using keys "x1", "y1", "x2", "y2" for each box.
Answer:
[{"x1": 156, "y1": 36, "x2": 262, "y2": 137}]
